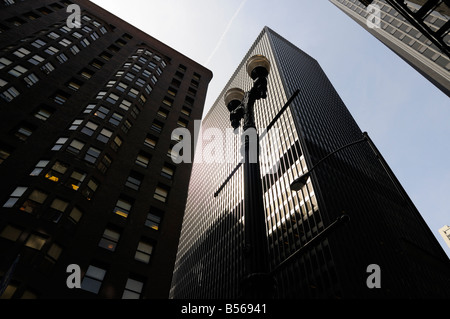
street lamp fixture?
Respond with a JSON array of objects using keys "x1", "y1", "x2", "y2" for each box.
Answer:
[{"x1": 223, "y1": 54, "x2": 274, "y2": 299}]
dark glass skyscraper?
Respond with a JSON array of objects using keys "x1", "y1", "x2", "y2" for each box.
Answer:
[
  {"x1": 170, "y1": 26, "x2": 450, "y2": 299},
  {"x1": 0, "y1": 0, "x2": 211, "y2": 299}
]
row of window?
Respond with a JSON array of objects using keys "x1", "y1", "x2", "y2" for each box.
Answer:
[
  {"x1": 0, "y1": 13, "x2": 110, "y2": 102},
  {"x1": 0, "y1": 223, "x2": 149, "y2": 299}
]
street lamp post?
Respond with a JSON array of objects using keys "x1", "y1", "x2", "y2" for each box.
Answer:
[{"x1": 224, "y1": 55, "x2": 276, "y2": 299}]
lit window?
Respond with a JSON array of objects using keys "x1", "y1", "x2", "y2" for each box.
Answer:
[
  {"x1": 94, "y1": 106, "x2": 110, "y2": 119},
  {"x1": 113, "y1": 198, "x2": 132, "y2": 218},
  {"x1": 145, "y1": 209, "x2": 162, "y2": 230},
  {"x1": 122, "y1": 278, "x2": 144, "y2": 299},
  {"x1": 46, "y1": 161, "x2": 69, "y2": 183},
  {"x1": 83, "y1": 178, "x2": 99, "y2": 200},
  {"x1": 106, "y1": 93, "x2": 119, "y2": 104},
  {"x1": 135, "y1": 241, "x2": 153, "y2": 264},
  {"x1": 65, "y1": 169, "x2": 85, "y2": 191},
  {"x1": 150, "y1": 120, "x2": 163, "y2": 134},
  {"x1": 20, "y1": 189, "x2": 48, "y2": 214},
  {"x1": 98, "y1": 227, "x2": 120, "y2": 252},
  {"x1": 81, "y1": 265, "x2": 106, "y2": 294}
]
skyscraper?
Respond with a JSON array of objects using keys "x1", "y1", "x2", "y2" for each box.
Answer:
[
  {"x1": 0, "y1": 0, "x2": 212, "y2": 299},
  {"x1": 329, "y1": 0, "x2": 450, "y2": 97},
  {"x1": 439, "y1": 225, "x2": 450, "y2": 248},
  {"x1": 170, "y1": 26, "x2": 450, "y2": 299}
]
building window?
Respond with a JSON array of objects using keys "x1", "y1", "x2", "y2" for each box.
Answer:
[
  {"x1": 34, "y1": 106, "x2": 53, "y2": 121},
  {"x1": 150, "y1": 120, "x2": 164, "y2": 134},
  {"x1": 135, "y1": 241, "x2": 153, "y2": 264},
  {"x1": 98, "y1": 227, "x2": 121, "y2": 252},
  {"x1": 81, "y1": 121, "x2": 98, "y2": 136},
  {"x1": 97, "y1": 154, "x2": 112, "y2": 174},
  {"x1": 81, "y1": 265, "x2": 106, "y2": 294},
  {"x1": 1, "y1": 86, "x2": 20, "y2": 102},
  {"x1": 13, "y1": 47, "x2": 31, "y2": 58},
  {"x1": 122, "y1": 278, "x2": 144, "y2": 299},
  {"x1": 135, "y1": 152, "x2": 150, "y2": 168},
  {"x1": 125, "y1": 171, "x2": 143, "y2": 191},
  {"x1": 122, "y1": 119, "x2": 132, "y2": 134},
  {"x1": 84, "y1": 146, "x2": 101, "y2": 164},
  {"x1": 28, "y1": 54, "x2": 45, "y2": 65},
  {"x1": 24, "y1": 73, "x2": 39, "y2": 87},
  {"x1": 181, "y1": 106, "x2": 191, "y2": 117},
  {"x1": 66, "y1": 170, "x2": 87, "y2": 191},
  {"x1": 45, "y1": 161, "x2": 69, "y2": 183},
  {"x1": 3, "y1": 186, "x2": 28, "y2": 208},
  {"x1": 52, "y1": 137, "x2": 68, "y2": 151},
  {"x1": 111, "y1": 136, "x2": 123, "y2": 152},
  {"x1": 161, "y1": 163, "x2": 175, "y2": 180},
  {"x1": 114, "y1": 197, "x2": 133, "y2": 218},
  {"x1": 20, "y1": 189, "x2": 48, "y2": 214},
  {"x1": 157, "y1": 107, "x2": 169, "y2": 119},
  {"x1": 67, "y1": 139, "x2": 85, "y2": 154},
  {"x1": 0, "y1": 225, "x2": 23, "y2": 242},
  {"x1": 97, "y1": 128, "x2": 113, "y2": 143},
  {"x1": 144, "y1": 135, "x2": 158, "y2": 149},
  {"x1": 0, "y1": 57, "x2": 12, "y2": 69},
  {"x1": 94, "y1": 106, "x2": 110, "y2": 119},
  {"x1": 109, "y1": 112, "x2": 123, "y2": 126},
  {"x1": 25, "y1": 233, "x2": 47, "y2": 251},
  {"x1": 145, "y1": 208, "x2": 162, "y2": 230},
  {"x1": 0, "y1": 144, "x2": 13, "y2": 164},
  {"x1": 15, "y1": 125, "x2": 33, "y2": 141},
  {"x1": 177, "y1": 118, "x2": 188, "y2": 128},
  {"x1": 153, "y1": 184, "x2": 169, "y2": 203},
  {"x1": 69, "y1": 206, "x2": 83, "y2": 224},
  {"x1": 41, "y1": 62, "x2": 55, "y2": 74},
  {"x1": 8, "y1": 65, "x2": 28, "y2": 77},
  {"x1": 30, "y1": 160, "x2": 50, "y2": 176},
  {"x1": 46, "y1": 243, "x2": 63, "y2": 264},
  {"x1": 83, "y1": 178, "x2": 99, "y2": 200},
  {"x1": 119, "y1": 99, "x2": 132, "y2": 111},
  {"x1": 52, "y1": 91, "x2": 70, "y2": 104}
]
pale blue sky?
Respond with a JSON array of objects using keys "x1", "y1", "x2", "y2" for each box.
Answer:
[{"x1": 92, "y1": 0, "x2": 450, "y2": 256}]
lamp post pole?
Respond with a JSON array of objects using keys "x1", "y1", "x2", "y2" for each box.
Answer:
[{"x1": 225, "y1": 55, "x2": 275, "y2": 299}]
